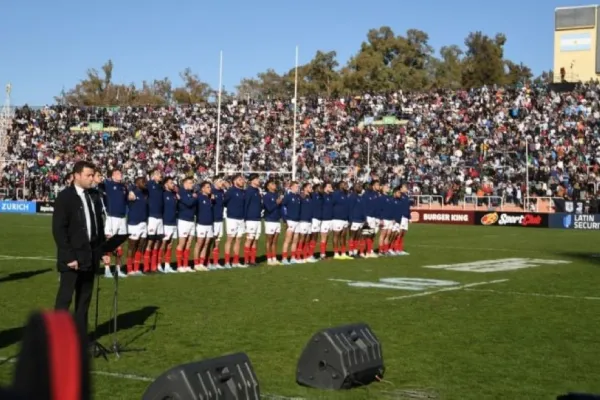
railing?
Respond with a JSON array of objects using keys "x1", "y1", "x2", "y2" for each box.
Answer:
[
  {"x1": 15, "y1": 188, "x2": 24, "y2": 200},
  {"x1": 0, "y1": 188, "x2": 7, "y2": 199},
  {"x1": 526, "y1": 197, "x2": 565, "y2": 213},
  {"x1": 409, "y1": 195, "x2": 444, "y2": 209},
  {"x1": 462, "y1": 195, "x2": 504, "y2": 210}
]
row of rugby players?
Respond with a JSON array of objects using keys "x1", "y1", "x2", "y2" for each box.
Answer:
[{"x1": 96, "y1": 170, "x2": 411, "y2": 276}]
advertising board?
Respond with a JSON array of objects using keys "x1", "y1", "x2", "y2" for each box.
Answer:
[
  {"x1": 0, "y1": 200, "x2": 36, "y2": 214},
  {"x1": 36, "y1": 201, "x2": 55, "y2": 214},
  {"x1": 474, "y1": 211, "x2": 548, "y2": 228},
  {"x1": 410, "y1": 210, "x2": 474, "y2": 225},
  {"x1": 549, "y1": 213, "x2": 600, "y2": 230}
]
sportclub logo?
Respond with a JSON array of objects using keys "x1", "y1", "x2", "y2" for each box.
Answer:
[{"x1": 480, "y1": 212, "x2": 542, "y2": 227}]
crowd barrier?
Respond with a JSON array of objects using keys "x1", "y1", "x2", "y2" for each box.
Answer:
[{"x1": 3, "y1": 201, "x2": 600, "y2": 232}]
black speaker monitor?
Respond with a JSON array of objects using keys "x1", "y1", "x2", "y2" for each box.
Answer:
[
  {"x1": 296, "y1": 323, "x2": 384, "y2": 390},
  {"x1": 141, "y1": 352, "x2": 260, "y2": 400}
]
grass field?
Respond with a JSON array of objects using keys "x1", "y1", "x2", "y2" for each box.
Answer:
[{"x1": 0, "y1": 214, "x2": 599, "y2": 400}]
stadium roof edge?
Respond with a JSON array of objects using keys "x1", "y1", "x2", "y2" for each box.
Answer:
[{"x1": 555, "y1": 4, "x2": 598, "y2": 11}]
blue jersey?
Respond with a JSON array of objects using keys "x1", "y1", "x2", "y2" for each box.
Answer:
[
  {"x1": 374, "y1": 193, "x2": 388, "y2": 219},
  {"x1": 147, "y1": 179, "x2": 164, "y2": 218},
  {"x1": 127, "y1": 188, "x2": 148, "y2": 225},
  {"x1": 322, "y1": 193, "x2": 333, "y2": 220},
  {"x1": 282, "y1": 192, "x2": 301, "y2": 222},
  {"x1": 398, "y1": 194, "x2": 411, "y2": 220},
  {"x1": 212, "y1": 187, "x2": 225, "y2": 222},
  {"x1": 380, "y1": 195, "x2": 396, "y2": 221},
  {"x1": 177, "y1": 189, "x2": 197, "y2": 222},
  {"x1": 263, "y1": 192, "x2": 282, "y2": 222},
  {"x1": 196, "y1": 193, "x2": 214, "y2": 225},
  {"x1": 299, "y1": 194, "x2": 313, "y2": 222},
  {"x1": 244, "y1": 186, "x2": 262, "y2": 222},
  {"x1": 224, "y1": 186, "x2": 245, "y2": 220},
  {"x1": 363, "y1": 190, "x2": 379, "y2": 218},
  {"x1": 163, "y1": 190, "x2": 177, "y2": 226},
  {"x1": 104, "y1": 179, "x2": 128, "y2": 218},
  {"x1": 311, "y1": 192, "x2": 323, "y2": 220},
  {"x1": 350, "y1": 193, "x2": 366, "y2": 223},
  {"x1": 332, "y1": 190, "x2": 349, "y2": 221}
]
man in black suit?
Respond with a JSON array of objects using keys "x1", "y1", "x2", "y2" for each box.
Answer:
[{"x1": 53, "y1": 161, "x2": 110, "y2": 335}]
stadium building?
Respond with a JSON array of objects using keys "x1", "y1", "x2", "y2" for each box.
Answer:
[{"x1": 554, "y1": 4, "x2": 600, "y2": 83}]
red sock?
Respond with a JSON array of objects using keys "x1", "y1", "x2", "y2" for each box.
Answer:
[
  {"x1": 333, "y1": 245, "x2": 339, "y2": 254},
  {"x1": 310, "y1": 240, "x2": 316, "y2": 255},
  {"x1": 320, "y1": 242, "x2": 326, "y2": 257},
  {"x1": 359, "y1": 239, "x2": 366, "y2": 254},
  {"x1": 224, "y1": 252, "x2": 230, "y2": 265},
  {"x1": 212, "y1": 247, "x2": 219, "y2": 265},
  {"x1": 116, "y1": 247, "x2": 123, "y2": 257},
  {"x1": 366, "y1": 238, "x2": 373, "y2": 254},
  {"x1": 244, "y1": 247, "x2": 251, "y2": 263},
  {"x1": 341, "y1": 244, "x2": 346, "y2": 253},
  {"x1": 143, "y1": 250, "x2": 151, "y2": 272},
  {"x1": 381, "y1": 243, "x2": 388, "y2": 253},
  {"x1": 398, "y1": 236, "x2": 404, "y2": 252},
  {"x1": 199, "y1": 257, "x2": 205, "y2": 266},
  {"x1": 183, "y1": 250, "x2": 190, "y2": 267},
  {"x1": 176, "y1": 249, "x2": 183, "y2": 268},
  {"x1": 349, "y1": 240, "x2": 355, "y2": 252},
  {"x1": 134, "y1": 251, "x2": 142, "y2": 272},
  {"x1": 251, "y1": 247, "x2": 257, "y2": 264},
  {"x1": 163, "y1": 246, "x2": 171, "y2": 264},
  {"x1": 304, "y1": 243, "x2": 311, "y2": 259},
  {"x1": 282, "y1": 251, "x2": 288, "y2": 260},
  {"x1": 151, "y1": 249, "x2": 159, "y2": 271},
  {"x1": 126, "y1": 257, "x2": 133, "y2": 273},
  {"x1": 296, "y1": 243, "x2": 304, "y2": 259},
  {"x1": 233, "y1": 254, "x2": 240, "y2": 264}
]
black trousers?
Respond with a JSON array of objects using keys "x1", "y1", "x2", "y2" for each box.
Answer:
[{"x1": 54, "y1": 268, "x2": 96, "y2": 336}]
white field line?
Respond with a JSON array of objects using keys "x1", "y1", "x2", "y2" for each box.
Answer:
[
  {"x1": 386, "y1": 279, "x2": 509, "y2": 301},
  {"x1": 0, "y1": 255, "x2": 55, "y2": 262},
  {"x1": 0, "y1": 357, "x2": 304, "y2": 400},
  {"x1": 465, "y1": 288, "x2": 600, "y2": 301}
]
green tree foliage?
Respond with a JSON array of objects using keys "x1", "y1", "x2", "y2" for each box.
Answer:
[{"x1": 59, "y1": 27, "x2": 544, "y2": 106}]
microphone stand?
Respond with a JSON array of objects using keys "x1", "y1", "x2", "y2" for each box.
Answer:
[
  {"x1": 108, "y1": 263, "x2": 146, "y2": 358},
  {"x1": 91, "y1": 262, "x2": 110, "y2": 360}
]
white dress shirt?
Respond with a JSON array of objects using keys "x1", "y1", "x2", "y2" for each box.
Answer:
[{"x1": 74, "y1": 184, "x2": 97, "y2": 240}]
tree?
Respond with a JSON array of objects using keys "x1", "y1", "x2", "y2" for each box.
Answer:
[
  {"x1": 172, "y1": 68, "x2": 212, "y2": 104},
  {"x1": 434, "y1": 45, "x2": 464, "y2": 89},
  {"x1": 505, "y1": 61, "x2": 533, "y2": 87},
  {"x1": 462, "y1": 32, "x2": 507, "y2": 88}
]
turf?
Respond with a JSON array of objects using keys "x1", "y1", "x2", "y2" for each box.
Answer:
[{"x1": 0, "y1": 214, "x2": 599, "y2": 400}]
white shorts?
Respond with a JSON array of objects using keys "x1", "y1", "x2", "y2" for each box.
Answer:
[
  {"x1": 177, "y1": 220, "x2": 195, "y2": 238},
  {"x1": 367, "y1": 217, "x2": 380, "y2": 234},
  {"x1": 213, "y1": 221, "x2": 224, "y2": 239},
  {"x1": 105, "y1": 216, "x2": 127, "y2": 236},
  {"x1": 195, "y1": 224, "x2": 214, "y2": 238},
  {"x1": 128, "y1": 222, "x2": 147, "y2": 240},
  {"x1": 148, "y1": 217, "x2": 164, "y2": 236},
  {"x1": 320, "y1": 220, "x2": 332, "y2": 234},
  {"x1": 332, "y1": 220, "x2": 347, "y2": 232},
  {"x1": 265, "y1": 221, "x2": 281, "y2": 235},
  {"x1": 392, "y1": 222, "x2": 401, "y2": 233},
  {"x1": 382, "y1": 220, "x2": 394, "y2": 230},
  {"x1": 295, "y1": 221, "x2": 311, "y2": 235},
  {"x1": 285, "y1": 220, "x2": 299, "y2": 232},
  {"x1": 400, "y1": 216, "x2": 409, "y2": 231},
  {"x1": 350, "y1": 222, "x2": 364, "y2": 231},
  {"x1": 245, "y1": 220, "x2": 262, "y2": 238},
  {"x1": 163, "y1": 225, "x2": 178, "y2": 240},
  {"x1": 311, "y1": 219, "x2": 321, "y2": 233},
  {"x1": 226, "y1": 218, "x2": 245, "y2": 238}
]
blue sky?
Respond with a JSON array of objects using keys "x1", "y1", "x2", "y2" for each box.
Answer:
[{"x1": 0, "y1": 0, "x2": 594, "y2": 105}]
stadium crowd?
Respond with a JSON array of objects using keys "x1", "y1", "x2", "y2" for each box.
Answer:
[{"x1": 3, "y1": 83, "x2": 600, "y2": 206}]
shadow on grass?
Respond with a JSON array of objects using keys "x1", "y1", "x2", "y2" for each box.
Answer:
[
  {"x1": 94, "y1": 305, "x2": 159, "y2": 344},
  {"x1": 0, "y1": 269, "x2": 51, "y2": 284},
  {"x1": 553, "y1": 251, "x2": 600, "y2": 266}
]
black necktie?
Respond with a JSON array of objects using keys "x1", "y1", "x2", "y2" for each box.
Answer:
[{"x1": 84, "y1": 191, "x2": 97, "y2": 241}]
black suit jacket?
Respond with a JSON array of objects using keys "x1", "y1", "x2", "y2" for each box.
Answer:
[{"x1": 52, "y1": 185, "x2": 106, "y2": 272}]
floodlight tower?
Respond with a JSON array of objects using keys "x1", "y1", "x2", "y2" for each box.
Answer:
[{"x1": 0, "y1": 83, "x2": 12, "y2": 162}]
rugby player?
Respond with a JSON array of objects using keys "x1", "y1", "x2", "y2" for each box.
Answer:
[
  {"x1": 176, "y1": 177, "x2": 197, "y2": 272},
  {"x1": 126, "y1": 177, "x2": 149, "y2": 275},
  {"x1": 160, "y1": 177, "x2": 177, "y2": 273},
  {"x1": 223, "y1": 175, "x2": 246, "y2": 268}
]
